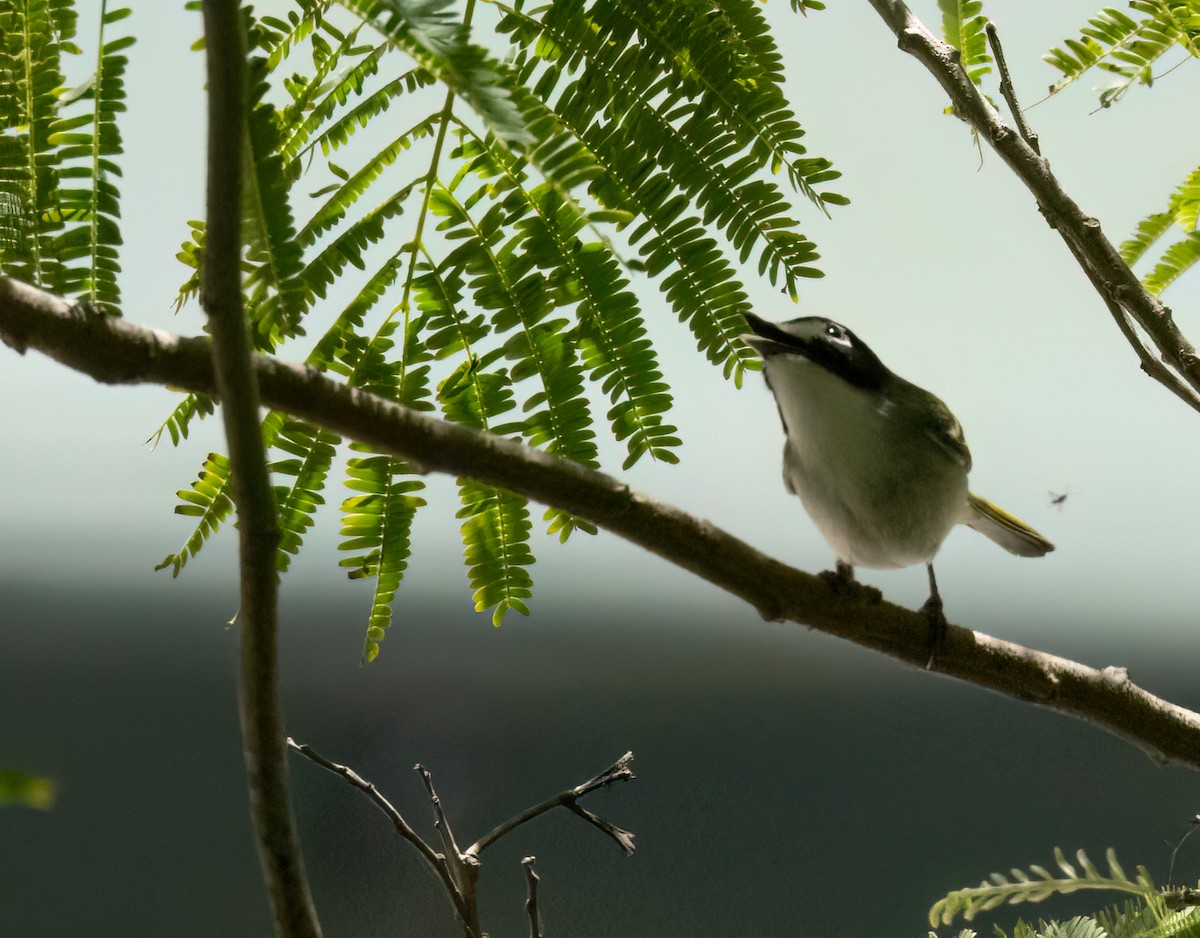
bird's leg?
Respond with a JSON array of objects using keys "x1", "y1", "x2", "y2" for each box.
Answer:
[
  {"x1": 819, "y1": 561, "x2": 882, "y2": 604},
  {"x1": 921, "y1": 563, "x2": 949, "y2": 670}
]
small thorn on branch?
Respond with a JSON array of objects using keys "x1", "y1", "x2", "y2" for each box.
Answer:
[{"x1": 985, "y1": 21, "x2": 1041, "y2": 155}]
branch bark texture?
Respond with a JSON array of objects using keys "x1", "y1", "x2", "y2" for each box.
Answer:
[
  {"x1": 3, "y1": 278, "x2": 1200, "y2": 772},
  {"x1": 200, "y1": 3, "x2": 320, "y2": 935},
  {"x1": 865, "y1": 0, "x2": 1200, "y2": 413}
]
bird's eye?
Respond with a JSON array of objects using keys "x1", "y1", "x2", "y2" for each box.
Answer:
[{"x1": 824, "y1": 323, "x2": 850, "y2": 345}]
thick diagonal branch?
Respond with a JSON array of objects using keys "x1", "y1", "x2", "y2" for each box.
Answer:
[
  {"x1": 201, "y1": 3, "x2": 320, "y2": 935},
  {"x1": 3, "y1": 279, "x2": 1200, "y2": 772},
  {"x1": 865, "y1": 0, "x2": 1200, "y2": 413}
]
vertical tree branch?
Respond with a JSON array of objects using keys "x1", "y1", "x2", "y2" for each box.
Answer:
[{"x1": 200, "y1": 3, "x2": 321, "y2": 935}]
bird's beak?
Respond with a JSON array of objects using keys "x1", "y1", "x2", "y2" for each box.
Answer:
[{"x1": 740, "y1": 312, "x2": 805, "y2": 359}]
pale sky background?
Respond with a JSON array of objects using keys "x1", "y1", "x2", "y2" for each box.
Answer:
[{"x1": 3, "y1": 0, "x2": 1199, "y2": 658}]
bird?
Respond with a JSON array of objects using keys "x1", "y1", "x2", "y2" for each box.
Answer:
[{"x1": 740, "y1": 312, "x2": 1053, "y2": 660}]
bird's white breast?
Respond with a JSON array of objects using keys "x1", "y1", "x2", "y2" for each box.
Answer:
[{"x1": 764, "y1": 355, "x2": 969, "y2": 569}]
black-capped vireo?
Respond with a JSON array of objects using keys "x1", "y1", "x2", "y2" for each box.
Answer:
[{"x1": 741, "y1": 313, "x2": 1053, "y2": 654}]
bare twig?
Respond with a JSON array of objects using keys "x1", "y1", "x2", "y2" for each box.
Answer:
[
  {"x1": 1167, "y1": 814, "x2": 1200, "y2": 884},
  {"x1": 523, "y1": 857, "x2": 544, "y2": 938},
  {"x1": 289, "y1": 741, "x2": 481, "y2": 937},
  {"x1": 4, "y1": 283, "x2": 1200, "y2": 771},
  {"x1": 199, "y1": 3, "x2": 319, "y2": 935},
  {"x1": 984, "y1": 22, "x2": 1039, "y2": 154},
  {"x1": 287, "y1": 741, "x2": 634, "y2": 937},
  {"x1": 469, "y1": 752, "x2": 636, "y2": 856},
  {"x1": 286, "y1": 740, "x2": 448, "y2": 878},
  {"x1": 417, "y1": 764, "x2": 483, "y2": 933},
  {"x1": 865, "y1": 0, "x2": 1200, "y2": 414}
]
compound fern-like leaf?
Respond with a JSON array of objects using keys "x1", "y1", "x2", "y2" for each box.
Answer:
[
  {"x1": 1044, "y1": 3, "x2": 1196, "y2": 106},
  {"x1": 156, "y1": 451, "x2": 236, "y2": 577},
  {"x1": 929, "y1": 848, "x2": 1156, "y2": 927}
]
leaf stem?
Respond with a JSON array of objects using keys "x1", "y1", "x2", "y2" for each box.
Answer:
[{"x1": 396, "y1": 0, "x2": 481, "y2": 326}]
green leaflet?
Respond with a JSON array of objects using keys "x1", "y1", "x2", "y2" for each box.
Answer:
[
  {"x1": 928, "y1": 849, "x2": 1200, "y2": 938},
  {"x1": 344, "y1": 0, "x2": 533, "y2": 145},
  {"x1": 272, "y1": 418, "x2": 341, "y2": 572},
  {"x1": 156, "y1": 451, "x2": 237, "y2": 577},
  {"x1": 937, "y1": 0, "x2": 992, "y2": 86},
  {"x1": 0, "y1": 0, "x2": 129, "y2": 311},
  {"x1": 431, "y1": 181, "x2": 600, "y2": 537},
  {"x1": 929, "y1": 847, "x2": 1156, "y2": 928},
  {"x1": 498, "y1": 0, "x2": 830, "y2": 307},
  {"x1": 1144, "y1": 232, "x2": 1200, "y2": 295},
  {"x1": 148, "y1": 392, "x2": 216, "y2": 448},
  {"x1": 1046, "y1": 11, "x2": 1199, "y2": 300},
  {"x1": 431, "y1": 305, "x2": 534, "y2": 623},
  {"x1": 241, "y1": 49, "x2": 308, "y2": 347},
  {"x1": 1044, "y1": 2, "x2": 1198, "y2": 107},
  {"x1": 334, "y1": 312, "x2": 433, "y2": 654},
  {"x1": 339, "y1": 453, "x2": 426, "y2": 662},
  {"x1": 1121, "y1": 165, "x2": 1200, "y2": 295},
  {"x1": 457, "y1": 479, "x2": 534, "y2": 625},
  {"x1": 0, "y1": 771, "x2": 55, "y2": 810},
  {"x1": 1120, "y1": 211, "x2": 1176, "y2": 267}
]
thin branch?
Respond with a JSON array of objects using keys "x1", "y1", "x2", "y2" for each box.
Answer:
[
  {"x1": 469, "y1": 752, "x2": 636, "y2": 856},
  {"x1": 865, "y1": 0, "x2": 1200, "y2": 414},
  {"x1": 286, "y1": 740, "x2": 447, "y2": 875},
  {"x1": 200, "y1": 4, "x2": 320, "y2": 935},
  {"x1": 416, "y1": 764, "x2": 483, "y2": 935},
  {"x1": 523, "y1": 857, "x2": 543, "y2": 938},
  {"x1": 5, "y1": 283, "x2": 1200, "y2": 771},
  {"x1": 287, "y1": 740, "x2": 479, "y2": 935},
  {"x1": 984, "y1": 22, "x2": 1038, "y2": 154},
  {"x1": 416, "y1": 763, "x2": 466, "y2": 860},
  {"x1": 287, "y1": 742, "x2": 631, "y2": 937}
]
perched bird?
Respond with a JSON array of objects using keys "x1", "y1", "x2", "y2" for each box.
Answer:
[{"x1": 740, "y1": 312, "x2": 1053, "y2": 654}]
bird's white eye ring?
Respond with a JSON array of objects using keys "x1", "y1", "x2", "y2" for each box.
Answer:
[{"x1": 824, "y1": 323, "x2": 849, "y2": 344}]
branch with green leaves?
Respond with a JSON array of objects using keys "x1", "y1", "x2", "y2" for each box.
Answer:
[
  {"x1": 929, "y1": 846, "x2": 1200, "y2": 938},
  {"x1": 866, "y1": 0, "x2": 1200, "y2": 415},
  {"x1": 0, "y1": 0, "x2": 848, "y2": 662},
  {"x1": 6, "y1": 276, "x2": 1200, "y2": 775}
]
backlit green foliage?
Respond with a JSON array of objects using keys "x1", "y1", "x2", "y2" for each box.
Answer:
[
  {"x1": 1044, "y1": 1, "x2": 1199, "y2": 108},
  {"x1": 1121, "y1": 165, "x2": 1200, "y2": 296},
  {"x1": 929, "y1": 846, "x2": 1200, "y2": 937},
  {"x1": 938, "y1": 0, "x2": 992, "y2": 85},
  {"x1": 0, "y1": 772, "x2": 56, "y2": 810},
  {"x1": 1, "y1": 0, "x2": 845, "y2": 655},
  {"x1": 1047, "y1": 4, "x2": 1199, "y2": 300},
  {"x1": 930, "y1": 847, "x2": 1157, "y2": 926},
  {"x1": 0, "y1": 0, "x2": 129, "y2": 313}
]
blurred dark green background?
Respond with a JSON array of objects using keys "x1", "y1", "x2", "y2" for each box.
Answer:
[{"x1": 4, "y1": 578, "x2": 1197, "y2": 936}]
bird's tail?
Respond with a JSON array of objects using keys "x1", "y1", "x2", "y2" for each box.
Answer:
[{"x1": 965, "y1": 493, "x2": 1055, "y2": 557}]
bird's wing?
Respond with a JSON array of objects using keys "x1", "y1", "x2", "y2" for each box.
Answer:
[
  {"x1": 966, "y1": 493, "x2": 1055, "y2": 557},
  {"x1": 920, "y1": 395, "x2": 973, "y2": 473}
]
